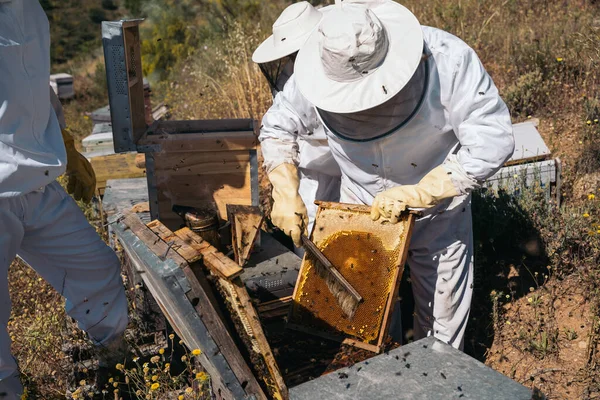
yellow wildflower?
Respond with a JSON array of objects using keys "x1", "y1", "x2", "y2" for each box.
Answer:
[
  {"x1": 185, "y1": 387, "x2": 194, "y2": 394},
  {"x1": 108, "y1": 378, "x2": 114, "y2": 384},
  {"x1": 587, "y1": 120, "x2": 592, "y2": 125},
  {"x1": 169, "y1": 334, "x2": 175, "y2": 340},
  {"x1": 115, "y1": 363, "x2": 124, "y2": 371},
  {"x1": 583, "y1": 213, "x2": 590, "y2": 218},
  {"x1": 151, "y1": 383, "x2": 160, "y2": 391},
  {"x1": 159, "y1": 348, "x2": 165, "y2": 355},
  {"x1": 181, "y1": 355, "x2": 187, "y2": 362},
  {"x1": 192, "y1": 349, "x2": 201, "y2": 356},
  {"x1": 143, "y1": 367, "x2": 149, "y2": 374},
  {"x1": 113, "y1": 382, "x2": 118, "y2": 388},
  {"x1": 152, "y1": 375, "x2": 158, "y2": 382},
  {"x1": 179, "y1": 396, "x2": 185, "y2": 400},
  {"x1": 79, "y1": 380, "x2": 86, "y2": 386},
  {"x1": 151, "y1": 356, "x2": 160, "y2": 363},
  {"x1": 588, "y1": 193, "x2": 596, "y2": 200},
  {"x1": 196, "y1": 372, "x2": 207, "y2": 380},
  {"x1": 528, "y1": 297, "x2": 533, "y2": 303},
  {"x1": 114, "y1": 389, "x2": 119, "y2": 394},
  {"x1": 556, "y1": 57, "x2": 563, "y2": 62}
]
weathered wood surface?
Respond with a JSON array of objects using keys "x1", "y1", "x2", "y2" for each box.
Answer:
[
  {"x1": 90, "y1": 152, "x2": 146, "y2": 194},
  {"x1": 227, "y1": 205, "x2": 263, "y2": 267},
  {"x1": 145, "y1": 219, "x2": 267, "y2": 400},
  {"x1": 112, "y1": 211, "x2": 261, "y2": 400},
  {"x1": 174, "y1": 227, "x2": 243, "y2": 280}
]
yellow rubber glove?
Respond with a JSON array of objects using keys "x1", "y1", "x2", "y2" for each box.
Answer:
[
  {"x1": 62, "y1": 128, "x2": 97, "y2": 203},
  {"x1": 268, "y1": 163, "x2": 308, "y2": 247},
  {"x1": 371, "y1": 165, "x2": 460, "y2": 223}
]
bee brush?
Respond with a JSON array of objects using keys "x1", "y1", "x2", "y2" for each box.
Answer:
[{"x1": 301, "y1": 235, "x2": 363, "y2": 319}]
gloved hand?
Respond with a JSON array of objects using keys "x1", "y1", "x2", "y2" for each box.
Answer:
[
  {"x1": 268, "y1": 163, "x2": 308, "y2": 247},
  {"x1": 62, "y1": 128, "x2": 96, "y2": 203},
  {"x1": 371, "y1": 165, "x2": 460, "y2": 223}
]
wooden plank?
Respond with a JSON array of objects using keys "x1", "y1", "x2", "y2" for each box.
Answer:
[
  {"x1": 174, "y1": 228, "x2": 243, "y2": 280},
  {"x1": 143, "y1": 219, "x2": 267, "y2": 400},
  {"x1": 146, "y1": 220, "x2": 202, "y2": 264},
  {"x1": 139, "y1": 129, "x2": 257, "y2": 153},
  {"x1": 155, "y1": 161, "x2": 251, "y2": 177},
  {"x1": 155, "y1": 167, "x2": 252, "y2": 221},
  {"x1": 153, "y1": 151, "x2": 251, "y2": 166},
  {"x1": 131, "y1": 201, "x2": 149, "y2": 214},
  {"x1": 377, "y1": 212, "x2": 417, "y2": 350},
  {"x1": 90, "y1": 153, "x2": 146, "y2": 192},
  {"x1": 228, "y1": 277, "x2": 288, "y2": 399},
  {"x1": 149, "y1": 119, "x2": 255, "y2": 134},
  {"x1": 115, "y1": 212, "x2": 245, "y2": 400},
  {"x1": 227, "y1": 205, "x2": 264, "y2": 267},
  {"x1": 257, "y1": 296, "x2": 292, "y2": 319}
]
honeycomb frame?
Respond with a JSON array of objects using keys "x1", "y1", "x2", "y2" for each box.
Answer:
[{"x1": 288, "y1": 202, "x2": 417, "y2": 353}]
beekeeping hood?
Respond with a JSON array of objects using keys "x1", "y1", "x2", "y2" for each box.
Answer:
[
  {"x1": 294, "y1": 0, "x2": 428, "y2": 140},
  {"x1": 252, "y1": 1, "x2": 323, "y2": 93}
]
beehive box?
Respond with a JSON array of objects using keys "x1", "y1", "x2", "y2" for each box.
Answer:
[{"x1": 288, "y1": 202, "x2": 417, "y2": 353}]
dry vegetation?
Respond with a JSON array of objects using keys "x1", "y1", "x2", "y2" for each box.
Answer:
[{"x1": 6, "y1": 0, "x2": 600, "y2": 399}]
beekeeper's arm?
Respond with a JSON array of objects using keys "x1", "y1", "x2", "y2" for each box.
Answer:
[
  {"x1": 50, "y1": 87, "x2": 97, "y2": 203},
  {"x1": 372, "y1": 48, "x2": 514, "y2": 223},
  {"x1": 259, "y1": 76, "x2": 315, "y2": 246}
]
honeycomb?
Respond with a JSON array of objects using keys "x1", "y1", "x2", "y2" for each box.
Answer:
[{"x1": 290, "y1": 203, "x2": 410, "y2": 345}]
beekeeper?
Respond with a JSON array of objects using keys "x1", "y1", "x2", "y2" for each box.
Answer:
[
  {"x1": 263, "y1": 0, "x2": 515, "y2": 349},
  {"x1": 255, "y1": 1, "x2": 341, "y2": 255},
  {"x1": 0, "y1": 1, "x2": 129, "y2": 397}
]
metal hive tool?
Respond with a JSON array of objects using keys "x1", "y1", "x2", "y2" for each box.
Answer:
[{"x1": 288, "y1": 202, "x2": 417, "y2": 353}]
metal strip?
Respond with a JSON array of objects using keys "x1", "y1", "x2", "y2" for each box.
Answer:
[
  {"x1": 144, "y1": 152, "x2": 160, "y2": 221},
  {"x1": 249, "y1": 149, "x2": 260, "y2": 207}
]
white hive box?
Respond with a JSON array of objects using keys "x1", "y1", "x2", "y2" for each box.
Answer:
[
  {"x1": 486, "y1": 120, "x2": 561, "y2": 202},
  {"x1": 50, "y1": 73, "x2": 74, "y2": 100}
]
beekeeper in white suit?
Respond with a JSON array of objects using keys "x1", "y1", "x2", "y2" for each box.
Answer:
[
  {"x1": 262, "y1": 0, "x2": 514, "y2": 349},
  {"x1": 0, "y1": 1, "x2": 129, "y2": 397},
  {"x1": 255, "y1": 2, "x2": 341, "y2": 255}
]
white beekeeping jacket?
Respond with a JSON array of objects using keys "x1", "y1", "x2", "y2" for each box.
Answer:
[
  {"x1": 259, "y1": 26, "x2": 514, "y2": 206},
  {"x1": 0, "y1": 0, "x2": 67, "y2": 197}
]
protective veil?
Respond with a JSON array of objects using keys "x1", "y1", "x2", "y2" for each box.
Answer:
[
  {"x1": 0, "y1": 2, "x2": 128, "y2": 397},
  {"x1": 263, "y1": 26, "x2": 514, "y2": 348}
]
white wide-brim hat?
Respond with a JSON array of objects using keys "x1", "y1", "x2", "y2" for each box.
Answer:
[
  {"x1": 252, "y1": 1, "x2": 323, "y2": 64},
  {"x1": 294, "y1": 0, "x2": 423, "y2": 113}
]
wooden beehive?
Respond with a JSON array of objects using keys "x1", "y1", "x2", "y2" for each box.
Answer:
[{"x1": 138, "y1": 119, "x2": 259, "y2": 231}]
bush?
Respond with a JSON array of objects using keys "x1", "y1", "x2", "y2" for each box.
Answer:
[
  {"x1": 101, "y1": 0, "x2": 118, "y2": 11},
  {"x1": 88, "y1": 8, "x2": 107, "y2": 24}
]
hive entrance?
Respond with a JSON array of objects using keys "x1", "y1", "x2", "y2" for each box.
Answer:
[{"x1": 289, "y1": 202, "x2": 416, "y2": 353}]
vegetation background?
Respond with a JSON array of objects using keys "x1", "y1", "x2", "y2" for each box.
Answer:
[{"x1": 6, "y1": 0, "x2": 600, "y2": 398}]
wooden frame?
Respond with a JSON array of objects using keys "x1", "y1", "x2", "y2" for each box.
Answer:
[
  {"x1": 137, "y1": 119, "x2": 260, "y2": 231},
  {"x1": 112, "y1": 211, "x2": 266, "y2": 400},
  {"x1": 288, "y1": 202, "x2": 417, "y2": 353}
]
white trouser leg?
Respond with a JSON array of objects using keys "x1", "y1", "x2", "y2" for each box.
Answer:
[
  {"x1": 0, "y1": 182, "x2": 129, "y2": 399},
  {"x1": 17, "y1": 182, "x2": 128, "y2": 345},
  {"x1": 408, "y1": 195, "x2": 474, "y2": 350},
  {"x1": 0, "y1": 197, "x2": 25, "y2": 399}
]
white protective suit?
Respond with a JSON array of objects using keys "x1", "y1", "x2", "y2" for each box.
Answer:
[
  {"x1": 260, "y1": 26, "x2": 514, "y2": 349},
  {"x1": 262, "y1": 73, "x2": 341, "y2": 255},
  {"x1": 0, "y1": 1, "x2": 128, "y2": 397}
]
